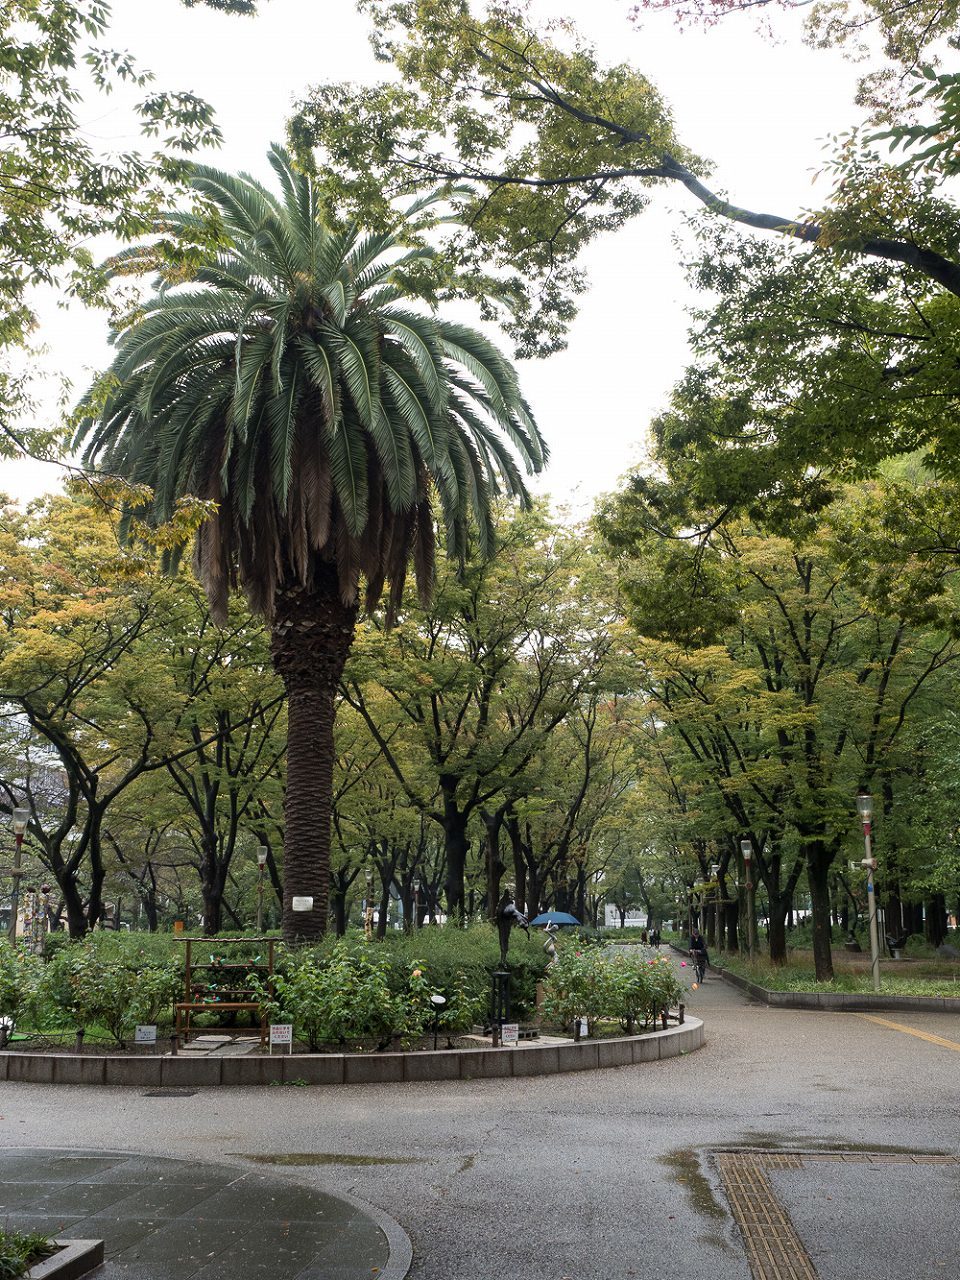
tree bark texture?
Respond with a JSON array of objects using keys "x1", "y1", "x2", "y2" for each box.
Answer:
[
  {"x1": 807, "y1": 842, "x2": 835, "y2": 982},
  {"x1": 271, "y1": 568, "x2": 357, "y2": 944}
]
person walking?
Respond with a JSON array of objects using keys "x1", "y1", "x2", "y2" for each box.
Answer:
[{"x1": 689, "y1": 928, "x2": 709, "y2": 983}]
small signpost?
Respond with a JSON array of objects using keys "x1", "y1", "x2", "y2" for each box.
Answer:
[
  {"x1": 269, "y1": 1023, "x2": 293, "y2": 1055},
  {"x1": 134, "y1": 1025, "x2": 157, "y2": 1045},
  {"x1": 501, "y1": 1022, "x2": 519, "y2": 1046}
]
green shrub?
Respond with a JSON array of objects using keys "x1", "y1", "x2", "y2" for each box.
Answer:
[
  {"x1": 265, "y1": 946, "x2": 411, "y2": 1050},
  {"x1": 0, "y1": 944, "x2": 44, "y2": 1037},
  {"x1": 43, "y1": 936, "x2": 180, "y2": 1045},
  {"x1": 544, "y1": 943, "x2": 687, "y2": 1033},
  {"x1": 541, "y1": 943, "x2": 610, "y2": 1034},
  {"x1": 0, "y1": 1227, "x2": 55, "y2": 1278}
]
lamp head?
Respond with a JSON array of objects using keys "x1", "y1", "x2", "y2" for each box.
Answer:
[
  {"x1": 11, "y1": 807, "x2": 29, "y2": 836},
  {"x1": 740, "y1": 838, "x2": 753, "y2": 861},
  {"x1": 856, "y1": 789, "x2": 873, "y2": 822},
  {"x1": 256, "y1": 846, "x2": 268, "y2": 868}
]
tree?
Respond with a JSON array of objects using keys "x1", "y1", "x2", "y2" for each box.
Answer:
[
  {"x1": 0, "y1": 0, "x2": 226, "y2": 449},
  {"x1": 599, "y1": 475, "x2": 960, "y2": 978},
  {"x1": 341, "y1": 506, "x2": 607, "y2": 918},
  {"x1": 288, "y1": 0, "x2": 960, "y2": 359},
  {"x1": 76, "y1": 147, "x2": 546, "y2": 942}
]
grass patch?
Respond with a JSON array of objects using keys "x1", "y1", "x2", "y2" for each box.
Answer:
[
  {"x1": 0, "y1": 1228, "x2": 56, "y2": 1279},
  {"x1": 720, "y1": 954, "x2": 960, "y2": 997}
]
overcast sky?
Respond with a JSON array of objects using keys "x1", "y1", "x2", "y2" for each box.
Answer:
[{"x1": 3, "y1": 0, "x2": 861, "y2": 513}]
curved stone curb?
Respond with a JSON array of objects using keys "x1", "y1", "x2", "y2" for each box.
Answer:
[
  {"x1": 0, "y1": 1017, "x2": 703, "y2": 1087},
  {"x1": 716, "y1": 965, "x2": 960, "y2": 1013},
  {"x1": 1, "y1": 1146, "x2": 412, "y2": 1280},
  {"x1": 333, "y1": 1186, "x2": 413, "y2": 1280}
]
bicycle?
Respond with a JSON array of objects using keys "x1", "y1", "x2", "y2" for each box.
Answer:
[{"x1": 689, "y1": 950, "x2": 706, "y2": 984}]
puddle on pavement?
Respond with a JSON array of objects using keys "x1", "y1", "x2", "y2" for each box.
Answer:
[
  {"x1": 237, "y1": 1152, "x2": 426, "y2": 1167},
  {"x1": 660, "y1": 1148, "x2": 726, "y2": 1221}
]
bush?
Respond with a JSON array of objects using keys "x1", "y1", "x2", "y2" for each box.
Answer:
[
  {"x1": 543, "y1": 942, "x2": 687, "y2": 1034},
  {"x1": 0, "y1": 944, "x2": 45, "y2": 1039},
  {"x1": 0, "y1": 1227, "x2": 55, "y2": 1278},
  {"x1": 43, "y1": 935, "x2": 180, "y2": 1045},
  {"x1": 264, "y1": 946, "x2": 411, "y2": 1051},
  {"x1": 541, "y1": 943, "x2": 610, "y2": 1034}
]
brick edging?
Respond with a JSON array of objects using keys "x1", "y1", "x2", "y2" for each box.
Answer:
[{"x1": 0, "y1": 1018, "x2": 704, "y2": 1087}]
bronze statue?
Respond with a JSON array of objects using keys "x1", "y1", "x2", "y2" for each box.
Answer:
[{"x1": 496, "y1": 888, "x2": 529, "y2": 967}]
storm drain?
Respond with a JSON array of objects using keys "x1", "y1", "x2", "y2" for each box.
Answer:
[
  {"x1": 716, "y1": 1151, "x2": 960, "y2": 1280},
  {"x1": 141, "y1": 1089, "x2": 197, "y2": 1098}
]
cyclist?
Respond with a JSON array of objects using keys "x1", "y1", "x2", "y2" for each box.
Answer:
[{"x1": 689, "y1": 928, "x2": 709, "y2": 983}]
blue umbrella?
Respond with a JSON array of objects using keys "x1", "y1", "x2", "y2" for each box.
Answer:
[{"x1": 529, "y1": 911, "x2": 581, "y2": 927}]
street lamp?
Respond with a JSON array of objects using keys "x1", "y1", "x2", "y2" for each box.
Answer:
[
  {"x1": 740, "y1": 838, "x2": 756, "y2": 960},
  {"x1": 709, "y1": 862, "x2": 722, "y2": 954},
  {"x1": 8, "y1": 808, "x2": 29, "y2": 944},
  {"x1": 256, "y1": 846, "x2": 268, "y2": 933},
  {"x1": 412, "y1": 876, "x2": 421, "y2": 932},
  {"x1": 364, "y1": 867, "x2": 374, "y2": 940},
  {"x1": 854, "y1": 789, "x2": 881, "y2": 993}
]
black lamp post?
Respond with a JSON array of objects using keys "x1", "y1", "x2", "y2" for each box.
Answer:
[
  {"x1": 740, "y1": 838, "x2": 756, "y2": 960},
  {"x1": 854, "y1": 789, "x2": 881, "y2": 992},
  {"x1": 430, "y1": 992, "x2": 446, "y2": 1050},
  {"x1": 8, "y1": 807, "x2": 29, "y2": 944}
]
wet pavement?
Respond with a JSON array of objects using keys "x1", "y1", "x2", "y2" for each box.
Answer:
[
  {"x1": 1, "y1": 949, "x2": 959, "y2": 1279},
  {"x1": 0, "y1": 1149, "x2": 404, "y2": 1279}
]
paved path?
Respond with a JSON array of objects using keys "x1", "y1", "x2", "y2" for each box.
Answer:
[
  {"x1": 1, "y1": 950, "x2": 958, "y2": 1279},
  {"x1": 0, "y1": 1148, "x2": 407, "y2": 1280}
]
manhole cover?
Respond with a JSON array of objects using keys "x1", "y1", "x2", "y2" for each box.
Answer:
[{"x1": 141, "y1": 1089, "x2": 197, "y2": 1098}]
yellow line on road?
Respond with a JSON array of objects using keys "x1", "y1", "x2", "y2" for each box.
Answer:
[{"x1": 858, "y1": 1014, "x2": 960, "y2": 1052}]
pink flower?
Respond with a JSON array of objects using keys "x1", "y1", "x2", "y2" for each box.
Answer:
[{"x1": 680, "y1": 961, "x2": 687, "y2": 967}]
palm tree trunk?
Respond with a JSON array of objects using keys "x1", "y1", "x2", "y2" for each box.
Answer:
[{"x1": 271, "y1": 567, "x2": 357, "y2": 945}]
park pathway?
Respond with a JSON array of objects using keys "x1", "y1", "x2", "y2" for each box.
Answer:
[{"x1": 2, "y1": 945, "x2": 959, "y2": 1279}]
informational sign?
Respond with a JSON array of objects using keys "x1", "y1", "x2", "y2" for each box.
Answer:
[
  {"x1": 134, "y1": 1024, "x2": 157, "y2": 1044},
  {"x1": 577, "y1": 1017, "x2": 589, "y2": 1038},
  {"x1": 269, "y1": 1023, "x2": 294, "y2": 1055},
  {"x1": 501, "y1": 1023, "x2": 519, "y2": 1046},
  {"x1": 173, "y1": 920, "x2": 184, "y2": 934}
]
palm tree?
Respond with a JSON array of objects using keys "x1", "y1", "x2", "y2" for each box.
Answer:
[{"x1": 76, "y1": 147, "x2": 547, "y2": 942}]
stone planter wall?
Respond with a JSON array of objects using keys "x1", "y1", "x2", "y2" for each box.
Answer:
[{"x1": 0, "y1": 1017, "x2": 703, "y2": 1087}]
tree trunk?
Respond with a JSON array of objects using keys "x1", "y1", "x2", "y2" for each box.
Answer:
[
  {"x1": 807, "y1": 842, "x2": 835, "y2": 982},
  {"x1": 924, "y1": 896, "x2": 947, "y2": 947},
  {"x1": 271, "y1": 570, "x2": 357, "y2": 945},
  {"x1": 768, "y1": 909, "x2": 788, "y2": 964},
  {"x1": 441, "y1": 786, "x2": 469, "y2": 922},
  {"x1": 481, "y1": 805, "x2": 508, "y2": 922}
]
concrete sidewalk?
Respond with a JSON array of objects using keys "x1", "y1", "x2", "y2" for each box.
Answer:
[{"x1": 0, "y1": 1148, "x2": 411, "y2": 1279}]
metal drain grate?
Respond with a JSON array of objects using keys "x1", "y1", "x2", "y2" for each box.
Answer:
[{"x1": 141, "y1": 1088, "x2": 197, "y2": 1098}]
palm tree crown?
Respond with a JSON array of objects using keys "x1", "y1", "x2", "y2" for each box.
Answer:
[
  {"x1": 78, "y1": 145, "x2": 547, "y2": 624},
  {"x1": 76, "y1": 146, "x2": 547, "y2": 941}
]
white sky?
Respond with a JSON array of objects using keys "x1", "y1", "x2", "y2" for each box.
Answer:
[{"x1": 2, "y1": 0, "x2": 861, "y2": 513}]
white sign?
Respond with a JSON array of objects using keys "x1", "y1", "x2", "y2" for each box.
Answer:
[
  {"x1": 269, "y1": 1023, "x2": 294, "y2": 1054},
  {"x1": 501, "y1": 1023, "x2": 519, "y2": 1046},
  {"x1": 577, "y1": 1017, "x2": 589, "y2": 1038},
  {"x1": 134, "y1": 1024, "x2": 157, "y2": 1044}
]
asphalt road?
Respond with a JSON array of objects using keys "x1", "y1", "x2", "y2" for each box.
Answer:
[{"x1": 2, "y1": 959, "x2": 958, "y2": 1279}]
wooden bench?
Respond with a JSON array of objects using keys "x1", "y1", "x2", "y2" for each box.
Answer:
[{"x1": 175, "y1": 1000, "x2": 267, "y2": 1047}]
